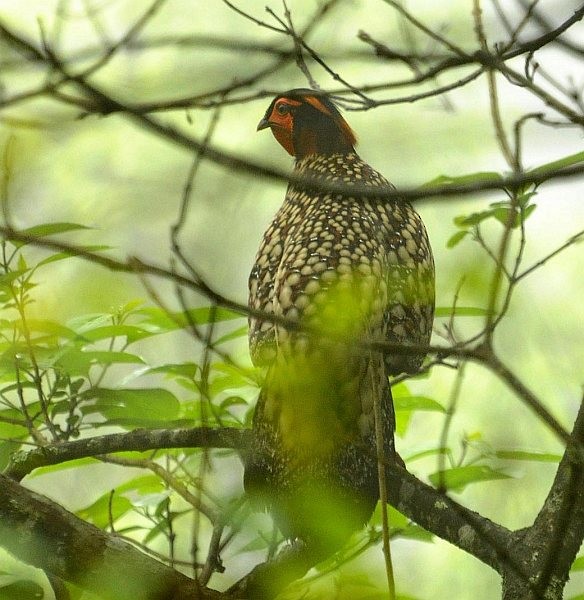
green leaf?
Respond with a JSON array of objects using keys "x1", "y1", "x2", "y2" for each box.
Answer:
[
  {"x1": 19, "y1": 222, "x2": 91, "y2": 237},
  {"x1": 435, "y1": 306, "x2": 490, "y2": 317},
  {"x1": 423, "y1": 171, "x2": 503, "y2": 188},
  {"x1": 77, "y1": 491, "x2": 133, "y2": 527},
  {"x1": 146, "y1": 363, "x2": 199, "y2": 379},
  {"x1": 213, "y1": 362, "x2": 258, "y2": 381},
  {"x1": 529, "y1": 149, "x2": 584, "y2": 176},
  {"x1": 213, "y1": 325, "x2": 248, "y2": 346},
  {"x1": 210, "y1": 374, "x2": 251, "y2": 397},
  {"x1": 128, "y1": 490, "x2": 172, "y2": 509},
  {"x1": 522, "y1": 203, "x2": 537, "y2": 221},
  {"x1": 12, "y1": 222, "x2": 91, "y2": 247},
  {"x1": 454, "y1": 210, "x2": 492, "y2": 227},
  {"x1": 0, "y1": 419, "x2": 28, "y2": 470},
  {"x1": 79, "y1": 324, "x2": 154, "y2": 344},
  {"x1": 394, "y1": 395, "x2": 445, "y2": 413},
  {"x1": 137, "y1": 306, "x2": 241, "y2": 332},
  {"x1": 67, "y1": 312, "x2": 114, "y2": 333},
  {"x1": 142, "y1": 519, "x2": 171, "y2": 545},
  {"x1": 496, "y1": 450, "x2": 561, "y2": 463},
  {"x1": 446, "y1": 230, "x2": 469, "y2": 248},
  {"x1": 117, "y1": 299, "x2": 145, "y2": 316},
  {"x1": 26, "y1": 457, "x2": 100, "y2": 478},
  {"x1": 219, "y1": 395, "x2": 248, "y2": 409},
  {"x1": 17, "y1": 253, "x2": 27, "y2": 272},
  {"x1": 77, "y1": 475, "x2": 166, "y2": 527},
  {"x1": 391, "y1": 382, "x2": 410, "y2": 397},
  {"x1": 86, "y1": 387, "x2": 181, "y2": 426},
  {"x1": 56, "y1": 349, "x2": 145, "y2": 375},
  {"x1": 371, "y1": 504, "x2": 408, "y2": 529},
  {"x1": 0, "y1": 269, "x2": 29, "y2": 287},
  {"x1": 571, "y1": 555, "x2": 584, "y2": 572},
  {"x1": 395, "y1": 411, "x2": 412, "y2": 437},
  {"x1": 492, "y1": 206, "x2": 514, "y2": 226},
  {"x1": 0, "y1": 417, "x2": 30, "y2": 439},
  {"x1": 429, "y1": 465, "x2": 513, "y2": 492},
  {"x1": 0, "y1": 579, "x2": 45, "y2": 599},
  {"x1": 396, "y1": 524, "x2": 433, "y2": 543},
  {"x1": 82, "y1": 351, "x2": 145, "y2": 364},
  {"x1": 13, "y1": 319, "x2": 80, "y2": 340},
  {"x1": 35, "y1": 245, "x2": 111, "y2": 267},
  {"x1": 209, "y1": 363, "x2": 259, "y2": 396},
  {"x1": 517, "y1": 190, "x2": 537, "y2": 207}
]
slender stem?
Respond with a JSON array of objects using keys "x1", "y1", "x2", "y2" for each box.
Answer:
[
  {"x1": 437, "y1": 362, "x2": 467, "y2": 490},
  {"x1": 516, "y1": 229, "x2": 584, "y2": 282},
  {"x1": 372, "y1": 358, "x2": 395, "y2": 598},
  {"x1": 473, "y1": 0, "x2": 519, "y2": 172}
]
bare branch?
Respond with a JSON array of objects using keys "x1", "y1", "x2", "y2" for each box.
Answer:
[
  {"x1": 78, "y1": 0, "x2": 169, "y2": 79},
  {"x1": 473, "y1": 0, "x2": 520, "y2": 172},
  {"x1": 516, "y1": 228, "x2": 584, "y2": 282},
  {"x1": 5, "y1": 427, "x2": 249, "y2": 481}
]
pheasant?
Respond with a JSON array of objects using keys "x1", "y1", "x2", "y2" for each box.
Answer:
[{"x1": 245, "y1": 89, "x2": 435, "y2": 558}]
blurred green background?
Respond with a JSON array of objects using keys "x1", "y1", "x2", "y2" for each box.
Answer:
[{"x1": 0, "y1": 0, "x2": 583, "y2": 598}]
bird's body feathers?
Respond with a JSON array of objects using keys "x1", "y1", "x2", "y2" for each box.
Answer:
[{"x1": 245, "y1": 91, "x2": 434, "y2": 555}]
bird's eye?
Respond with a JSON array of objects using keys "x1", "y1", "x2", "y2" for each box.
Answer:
[{"x1": 276, "y1": 103, "x2": 290, "y2": 116}]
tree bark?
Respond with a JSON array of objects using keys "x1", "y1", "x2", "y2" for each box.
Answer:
[
  {"x1": 500, "y1": 400, "x2": 584, "y2": 600},
  {"x1": 0, "y1": 474, "x2": 220, "y2": 600}
]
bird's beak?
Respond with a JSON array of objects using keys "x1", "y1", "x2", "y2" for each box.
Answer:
[{"x1": 257, "y1": 117, "x2": 270, "y2": 131}]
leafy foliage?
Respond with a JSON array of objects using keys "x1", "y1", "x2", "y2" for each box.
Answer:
[{"x1": 0, "y1": 232, "x2": 252, "y2": 460}]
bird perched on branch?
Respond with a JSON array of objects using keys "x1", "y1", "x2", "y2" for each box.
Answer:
[{"x1": 245, "y1": 89, "x2": 434, "y2": 559}]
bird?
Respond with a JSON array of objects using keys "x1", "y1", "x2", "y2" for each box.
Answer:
[{"x1": 245, "y1": 89, "x2": 434, "y2": 560}]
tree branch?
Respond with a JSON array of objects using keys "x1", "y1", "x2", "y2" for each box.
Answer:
[
  {"x1": 5, "y1": 426, "x2": 249, "y2": 482},
  {"x1": 528, "y1": 398, "x2": 584, "y2": 594},
  {"x1": 0, "y1": 473, "x2": 220, "y2": 600},
  {"x1": 1, "y1": 19, "x2": 584, "y2": 198}
]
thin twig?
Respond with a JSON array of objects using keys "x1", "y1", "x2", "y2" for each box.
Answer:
[
  {"x1": 473, "y1": 0, "x2": 519, "y2": 172},
  {"x1": 81, "y1": 0, "x2": 169, "y2": 79},
  {"x1": 436, "y1": 362, "x2": 467, "y2": 491},
  {"x1": 382, "y1": 0, "x2": 470, "y2": 59},
  {"x1": 100, "y1": 454, "x2": 219, "y2": 523},
  {"x1": 371, "y1": 356, "x2": 395, "y2": 598},
  {"x1": 516, "y1": 229, "x2": 584, "y2": 282}
]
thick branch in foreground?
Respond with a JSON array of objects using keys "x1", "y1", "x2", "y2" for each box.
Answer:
[
  {"x1": 0, "y1": 474, "x2": 220, "y2": 600},
  {"x1": 386, "y1": 463, "x2": 512, "y2": 572},
  {"x1": 535, "y1": 398, "x2": 584, "y2": 587},
  {"x1": 502, "y1": 400, "x2": 584, "y2": 600}
]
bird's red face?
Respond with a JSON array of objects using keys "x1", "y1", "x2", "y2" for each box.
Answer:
[
  {"x1": 257, "y1": 97, "x2": 303, "y2": 156},
  {"x1": 257, "y1": 90, "x2": 357, "y2": 159}
]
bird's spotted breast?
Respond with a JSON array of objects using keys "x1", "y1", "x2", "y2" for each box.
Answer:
[{"x1": 249, "y1": 152, "x2": 434, "y2": 374}]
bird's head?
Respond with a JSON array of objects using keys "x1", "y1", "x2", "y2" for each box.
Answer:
[{"x1": 257, "y1": 89, "x2": 357, "y2": 159}]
